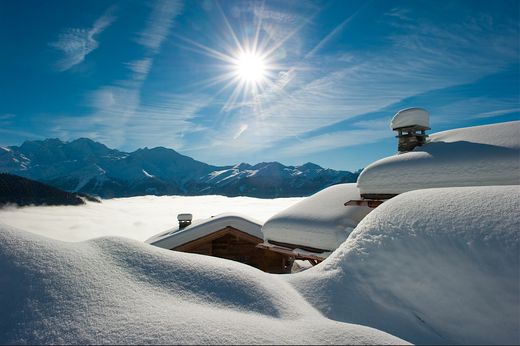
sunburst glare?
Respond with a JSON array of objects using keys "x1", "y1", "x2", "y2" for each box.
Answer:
[
  {"x1": 234, "y1": 52, "x2": 267, "y2": 83},
  {"x1": 171, "y1": 2, "x2": 294, "y2": 113}
]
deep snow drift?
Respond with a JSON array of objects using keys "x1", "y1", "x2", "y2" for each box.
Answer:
[
  {"x1": 1, "y1": 185, "x2": 517, "y2": 344},
  {"x1": 358, "y1": 121, "x2": 520, "y2": 195},
  {"x1": 262, "y1": 183, "x2": 372, "y2": 251},
  {"x1": 288, "y1": 185, "x2": 520, "y2": 345},
  {"x1": 0, "y1": 225, "x2": 405, "y2": 345},
  {"x1": 0, "y1": 195, "x2": 301, "y2": 242}
]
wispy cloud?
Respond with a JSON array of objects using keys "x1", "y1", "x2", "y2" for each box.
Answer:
[
  {"x1": 0, "y1": 114, "x2": 17, "y2": 129},
  {"x1": 0, "y1": 128, "x2": 40, "y2": 140},
  {"x1": 277, "y1": 118, "x2": 392, "y2": 156},
  {"x1": 0, "y1": 113, "x2": 16, "y2": 121},
  {"x1": 136, "y1": 0, "x2": 183, "y2": 53},
  {"x1": 53, "y1": 92, "x2": 210, "y2": 149},
  {"x1": 246, "y1": 8, "x2": 518, "y2": 149},
  {"x1": 55, "y1": 0, "x2": 186, "y2": 148},
  {"x1": 278, "y1": 129, "x2": 391, "y2": 157},
  {"x1": 125, "y1": 58, "x2": 153, "y2": 80},
  {"x1": 233, "y1": 123, "x2": 248, "y2": 140},
  {"x1": 385, "y1": 7, "x2": 412, "y2": 21},
  {"x1": 433, "y1": 97, "x2": 520, "y2": 122},
  {"x1": 475, "y1": 108, "x2": 520, "y2": 119},
  {"x1": 50, "y1": 6, "x2": 117, "y2": 71}
]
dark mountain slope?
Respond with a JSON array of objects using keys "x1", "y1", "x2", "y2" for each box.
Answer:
[{"x1": 0, "y1": 173, "x2": 97, "y2": 207}]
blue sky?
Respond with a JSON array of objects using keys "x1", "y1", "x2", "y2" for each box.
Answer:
[{"x1": 1, "y1": 0, "x2": 518, "y2": 171}]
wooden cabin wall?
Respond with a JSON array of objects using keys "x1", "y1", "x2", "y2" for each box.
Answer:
[{"x1": 173, "y1": 227, "x2": 292, "y2": 274}]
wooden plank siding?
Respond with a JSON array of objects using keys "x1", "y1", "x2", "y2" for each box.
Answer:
[{"x1": 172, "y1": 226, "x2": 293, "y2": 274}]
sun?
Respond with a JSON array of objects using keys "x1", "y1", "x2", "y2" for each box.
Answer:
[{"x1": 234, "y1": 52, "x2": 267, "y2": 83}]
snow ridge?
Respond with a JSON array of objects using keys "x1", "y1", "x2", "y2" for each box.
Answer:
[
  {"x1": 288, "y1": 185, "x2": 520, "y2": 345},
  {"x1": 0, "y1": 224, "x2": 405, "y2": 345}
]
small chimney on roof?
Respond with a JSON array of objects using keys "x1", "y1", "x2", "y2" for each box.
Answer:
[
  {"x1": 177, "y1": 213, "x2": 193, "y2": 229},
  {"x1": 391, "y1": 107, "x2": 430, "y2": 152}
]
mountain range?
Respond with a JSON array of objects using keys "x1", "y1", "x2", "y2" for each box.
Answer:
[{"x1": 0, "y1": 138, "x2": 359, "y2": 198}]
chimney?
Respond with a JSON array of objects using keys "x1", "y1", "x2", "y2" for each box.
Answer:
[
  {"x1": 177, "y1": 213, "x2": 193, "y2": 229},
  {"x1": 390, "y1": 108, "x2": 430, "y2": 152}
]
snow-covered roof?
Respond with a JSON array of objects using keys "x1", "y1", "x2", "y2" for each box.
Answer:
[
  {"x1": 146, "y1": 212, "x2": 263, "y2": 249},
  {"x1": 358, "y1": 121, "x2": 520, "y2": 196},
  {"x1": 390, "y1": 107, "x2": 430, "y2": 130},
  {"x1": 289, "y1": 185, "x2": 520, "y2": 345},
  {"x1": 262, "y1": 183, "x2": 373, "y2": 252}
]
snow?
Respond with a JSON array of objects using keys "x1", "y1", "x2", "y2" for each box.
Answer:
[
  {"x1": 0, "y1": 195, "x2": 302, "y2": 242},
  {"x1": 287, "y1": 185, "x2": 520, "y2": 345},
  {"x1": 204, "y1": 166, "x2": 259, "y2": 184},
  {"x1": 146, "y1": 213, "x2": 263, "y2": 249},
  {"x1": 358, "y1": 121, "x2": 520, "y2": 196},
  {"x1": 1, "y1": 121, "x2": 519, "y2": 344},
  {"x1": 390, "y1": 107, "x2": 430, "y2": 130},
  {"x1": 0, "y1": 225, "x2": 406, "y2": 345},
  {"x1": 142, "y1": 169, "x2": 155, "y2": 178},
  {"x1": 262, "y1": 184, "x2": 373, "y2": 251},
  {"x1": 0, "y1": 146, "x2": 11, "y2": 152}
]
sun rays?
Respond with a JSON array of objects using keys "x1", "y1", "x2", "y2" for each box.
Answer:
[
  {"x1": 234, "y1": 52, "x2": 267, "y2": 83},
  {"x1": 170, "y1": 2, "x2": 293, "y2": 115}
]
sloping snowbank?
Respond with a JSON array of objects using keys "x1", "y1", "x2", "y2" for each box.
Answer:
[
  {"x1": 262, "y1": 184, "x2": 372, "y2": 251},
  {"x1": 288, "y1": 185, "x2": 520, "y2": 345},
  {"x1": 0, "y1": 225, "x2": 405, "y2": 345},
  {"x1": 358, "y1": 121, "x2": 520, "y2": 195}
]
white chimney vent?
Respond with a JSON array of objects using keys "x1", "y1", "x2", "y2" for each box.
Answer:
[
  {"x1": 390, "y1": 108, "x2": 431, "y2": 152},
  {"x1": 177, "y1": 213, "x2": 193, "y2": 229},
  {"x1": 391, "y1": 107, "x2": 430, "y2": 131}
]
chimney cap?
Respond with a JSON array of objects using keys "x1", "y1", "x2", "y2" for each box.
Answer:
[
  {"x1": 177, "y1": 213, "x2": 193, "y2": 222},
  {"x1": 391, "y1": 107, "x2": 430, "y2": 131}
]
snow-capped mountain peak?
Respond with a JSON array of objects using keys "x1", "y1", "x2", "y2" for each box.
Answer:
[{"x1": 0, "y1": 138, "x2": 359, "y2": 198}]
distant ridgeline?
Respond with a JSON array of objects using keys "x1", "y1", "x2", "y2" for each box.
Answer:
[
  {"x1": 0, "y1": 173, "x2": 99, "y2": 207},
  {"x1": 0, "y1": 139, "x2": 360, "y2": 198}
]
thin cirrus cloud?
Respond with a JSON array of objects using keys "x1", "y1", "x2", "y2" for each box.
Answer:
[
  {"x1": 433, "y1": 97, "x2": 520, "y2": 122},
  {"x1": 278, "y1": 128, "x2": 391, "y2": 157},
  {"x1": 53, "y1": 90, "x2": 211, "y2": 150},
  {"x1": 233, "y1": 8, "x2": 519, "y2": 156},
  {"x1": 125, "y1": 0, "x2": 183, "y2": 80},
  {"x1": 50, "y1": 6, "x2": 117, "y2": 71},
  {"x1": 475, "y1": 108, "x2": 520, "y2": 119},
  {"x1": 136, "y1": 0, "x2": 183, "y2": 53},
  {"x1": 57, "y1": 0, "x2": 187, "y2": 148},
  {"x1": 125, "y1": 58, "x2": 153, "y2": 80}
]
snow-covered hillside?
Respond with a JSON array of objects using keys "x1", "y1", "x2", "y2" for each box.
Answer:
[
  {"x1": 288, "y1": 185, "x2": 520, "y2": 345},
  {"x1": 0, "y1": 225, "x2": 405, "y2": 345}
]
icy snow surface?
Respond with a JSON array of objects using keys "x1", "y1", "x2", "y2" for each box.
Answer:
[
  {"x1": 0, "y1": 195, "x2": 301, "y2": 242},
  {"x1": 358, "y1": 121, "x2": 520, "y2": 195},
  {"x1": 287, "y1": 185, "x2": 520, "y2": 345},
  {"x1": 263, "y1": 183, "x2": 372, "y2": 251},
  {"x1": 146, "y1": 213, "x2": 263, "y2": 249},
  {"x1": 390, "y1": 107, "x2": 429, "y2": 130},
  {"x1": 0, "y1": 225, "x2": 406, "y2": 345}
]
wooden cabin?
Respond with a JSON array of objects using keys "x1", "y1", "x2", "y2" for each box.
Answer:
[{"x1": 146, "y1": 213, "x2": 293, "y2": 274}]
